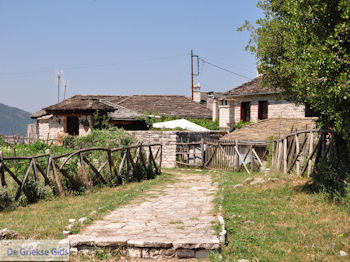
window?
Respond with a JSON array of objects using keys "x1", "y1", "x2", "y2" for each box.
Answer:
[
  {"x1": 66, "y1": 116, "x2": 79, "y2": 136},
  {"x1": 258, "y1": 101, "x2": 268, "y2": 120},
  {"x1": 221, "y1": 100, "x2": 228, "y2": 106},
  {"x1": 240, "y1": 102, "x2": 251, "y2": 122}
]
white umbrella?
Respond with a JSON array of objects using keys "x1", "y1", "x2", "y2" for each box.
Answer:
[{"x1": 152, "y1": 119, "x2": 209, "y2": 131}]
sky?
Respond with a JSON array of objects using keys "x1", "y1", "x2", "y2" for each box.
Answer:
[{"x1": 0, "y1": 0, "x2": 263, "y2": 113}]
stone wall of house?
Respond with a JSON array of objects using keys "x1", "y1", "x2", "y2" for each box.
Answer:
[
  {"x1": 219, "y1": 104, "x2": 235, "y2": 129},
  {"x1": 232, "y1": 95, "x2": 305, "y2": 122},
  {"x1": 218, "y1": 95, "x2": 306, "y2": 129},
  {"x1": 37, "y1": 116, "x2": 65, "y2": 141},
  {"x1": 127, "y1": 130, "x2": 226, "y2": 168},
  {"x1": 34, "y1": 115, "x2": 92, "y2": 141}
]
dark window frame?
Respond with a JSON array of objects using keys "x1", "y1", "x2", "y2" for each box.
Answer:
[
  {"x1": 258, "y1": 100, "x2": 269, "y2": 120},
  {"x1": 240, "y1": 102, "x2": 251, "y2": 122}
]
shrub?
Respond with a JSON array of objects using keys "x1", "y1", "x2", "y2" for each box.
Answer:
[
  {"x1": 187, "y1": 118, "x2": 219, "y2": 130},
  {"x1": 75, "y1": 128, "x2": 135, "y2": 149},
  {"x1": 0, "y1": 186, "x2": 13, "y2": 211},
  {"x1": 234, "y1": 120, "x2": 253, "y2": 129},
  {"x1": 22, "y1": 178, "x2": 54, "y2": 204}
]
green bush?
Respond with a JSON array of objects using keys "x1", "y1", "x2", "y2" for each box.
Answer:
[
  {"x1": 22, "y1": 178, "x2": 54, "y2": 204},
  {"x1": 310, "y1": 156, "x2": 350, "y2": 200},
  {"x1": 234, "y1": 120, "x2": 253, "y2": 129},
  {"x1": 74, "y1": 128, "x2": 135, "y2": 149},
  {"x1": 0, "y1": 186, "x2": 13, "y2": 211},
  {"x1": 187, "y1": 118, "x2": 219, "y2": 130}
]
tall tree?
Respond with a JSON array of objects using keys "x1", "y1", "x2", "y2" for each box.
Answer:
[
  {"x1": 242, "y1": 0, "x2": 350, "y2": 144},
  {"x1": 241, "y1": 0, "x2": 350, "y2": 197}
]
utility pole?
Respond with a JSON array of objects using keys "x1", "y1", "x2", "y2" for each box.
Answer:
[
  {"x1": 190, "y1": 49, "x2": 200, "y2": 100},
  {"x1": 57, "y1": 70, "x2": 62, "y2": 103},
  {"x1": 191, "y1": 49, "x2": 194, "y2": 100},
  {"x1": 63, "y1": 80, "x2": 68, "y2": 100}
]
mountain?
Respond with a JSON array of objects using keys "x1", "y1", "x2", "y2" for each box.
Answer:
[{"x1": 0, "y1": 103, "x2": 34, "y2": 136}]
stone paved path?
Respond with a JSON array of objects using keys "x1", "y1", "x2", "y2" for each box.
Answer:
[{"x1": 69, "y1": 170, "x2": 220, "y2": 259}]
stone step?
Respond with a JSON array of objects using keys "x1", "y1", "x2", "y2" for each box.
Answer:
[{"x1": 68, "y1": 234, "x2": 220, "y2": 259}]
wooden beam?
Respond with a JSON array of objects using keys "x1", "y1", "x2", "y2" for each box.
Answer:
[
  {"x1": 51, "y1": 160, "x2": 64, "y2": 196},
  {"x1": 15, "y1": 160, "x2": 33, "y2": 200},
  {"x1": 283, "y1": 138, "x2": 288, "y2": 174},
  {"x1": 301, "y1": 138, "x2": 320, "y2": 176},
  {"x1": 82, "y1": 155, "x2": 107, "y2": 185},
  {"x1": 234, "y1": 146, "x2": 250, "y2": 174},
  {"x1": 252, "y1": 148, "x2": 262, "y2": 166},
  {"x1": 79, "y1": 153, "x2": 90, "y2": 189},
  {"x1": 308, "y1": 131, "x2": 314, "y2": 177},
  {"x1": 0, "y1": 151, "x2": 5, "y2": 186}
]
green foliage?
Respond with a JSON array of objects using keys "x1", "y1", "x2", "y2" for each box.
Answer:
[
  {"x1": 241, "y1": 0, "x2": 350, "y2": 198},
  {"x1": 187, "y1": 118, "x2": 219, "y2": 130},
  {"x1": 234, "y1": 120, "x2": 253, "y2": 129},
  {"x1": 0, "y1": 135, "x2": 5, "y2": 146},
  {"x1": 241, "y1": 0, "x2": 350, "y2": 146},
  {"x1": 74, "y1": 128, "x2": 135, "y2": 148},
  {"x1": 92, "y1": 110, "x2": 110, "y2": 130},
  {"x1": 0, "y1": 128, "x2": 144, "y2": 209},
  {"x1": 0, "y1": 186, "x2": 13, "y2": 211},
  {"x1": 22, "y1": 178, "x2": 54, "y2": 204}
]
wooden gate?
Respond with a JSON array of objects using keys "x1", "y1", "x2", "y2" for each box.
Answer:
[
  {"x1": 176, "y1": 139, "x2": 267, "y2": 174},
  {"x1": 271, "y1": 129, "x2": 333, "y2": 176}
]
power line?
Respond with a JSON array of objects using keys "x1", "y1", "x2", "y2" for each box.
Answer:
[
  {"x1": 199, "y1": 58, "x2": 252, "y2": 80},
  {"x1": 0, "y1": 54, "x2": 188, "y2": 77}
]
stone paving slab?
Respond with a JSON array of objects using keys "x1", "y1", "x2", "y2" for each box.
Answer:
[{"x1": 68, "y1": 170, "x2": 220, "y2": 259}]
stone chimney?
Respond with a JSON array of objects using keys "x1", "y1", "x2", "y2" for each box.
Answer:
[
  {"x1": 219, "y1": 99, "x2": 234, "y2": 130},
  {"x1": 192, "y1": 83, "x2": 202, "y2": 103},
  {"x1": 212, "y1": 99, "x2": 218, "y2": 121}
]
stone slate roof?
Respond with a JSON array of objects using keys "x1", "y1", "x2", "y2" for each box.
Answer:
[
  {"x1": 30, "y1": 109, "x2": 49, "y2": 118},
  {"x1": 116, "y1": 95, "x2": 212, "y2": 119},
  {"x1": 33, "y1": 94, "x2": 212, "y2": 119},
  {"x1": 43, "y1": 95, "x2": 124, "y2": 112},
  {"x1": 221, "y1": 118, "x2": 317, "y2": 142},
  {"x1": 225, "y1": 77, "x2": 279, "y2": 97}
]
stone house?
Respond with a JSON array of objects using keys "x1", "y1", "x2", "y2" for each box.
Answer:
[
  {"x1": 29, "y1": 94, "x2": 212, "y2": 140},
  {"x1": 192, "y1": 78, "x2": 309, "y2": 130}
]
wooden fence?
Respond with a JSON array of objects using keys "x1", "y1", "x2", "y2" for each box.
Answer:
[
  {"x1": 271, "y1": 129, "x2": 333, "y2": 176},
  {"x1": 176, "y1": 139, "x2": 267, "y2": 174},
  {"x1": 0, "y1": 143, "x2": 162, "y2": 202}
]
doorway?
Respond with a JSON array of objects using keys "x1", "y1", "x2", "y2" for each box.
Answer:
[
  {"x1": 66, "y1": 116, "x2": 79, "y2": 136},
  {"x1": 258, "y1": 101, "x2": 268, "y2": 120},
  {"x1": 240, "y1": 102, "x2": 251, "y2": 122}
]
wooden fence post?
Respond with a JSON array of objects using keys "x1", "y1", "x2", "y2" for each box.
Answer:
[
  {"x1": 250, "y1": 145, "x2": 254, "y2": 173},
  {"x1": 308, "y1": 131, "x2": 314, "y2": 177},
  {"x1": 107, "y1": 148, "x2": 114, "y2": 179},
  {"x1": 283, "y1": 138, "x2": 287, "y2": 174},
  {"x1": 159, "y1": 144, "x2": 163, "y2": 171},
  {"x1": 271, "y1": 141, "x2": 275, "y2": 169},
  {"x1": 0, "y1": 151, "x2": 6, "y2": 186},
  {"x1": 234, "y1": 140, "x2": 239, "y2": 171},
  {"x1": 200, "y1": 138, "x2": 205, "y2": 168},
  {"x1": 295, "y1": 134, "x2": 300, "y2": 176},
  {"x1": 79, "y1": 152, "x2": 90, "y2": 189},
  {"x1": 46, "y1": 149, "x2": 64, "y2": 196}
]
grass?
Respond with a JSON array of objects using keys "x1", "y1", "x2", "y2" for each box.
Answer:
[
  {"x1": 209, "y1": 170, "x2": 350, "y2": 261},
  {"x1": 0, "y1": 173, "x2": 171, "y2": 239}
]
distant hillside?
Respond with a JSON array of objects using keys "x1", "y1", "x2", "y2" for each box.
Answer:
[{"x1": 0, "y1": 103, "x2": 34, "y2": 136}]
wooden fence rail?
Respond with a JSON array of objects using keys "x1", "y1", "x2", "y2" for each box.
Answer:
[
  {"x1": 176, "y1": 139, "x2": 267, "y2": 173},
  {"x1": 271, "y1": 129, "x2": 333, "y2": 176},
  {"x1": 0, "y1": 143, "x2": 162, "y2": 201}
]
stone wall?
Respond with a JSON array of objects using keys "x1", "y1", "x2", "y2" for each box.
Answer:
[
  {"x1": 218, "y1": 95, "x2": 306, "y2": 128},
  {"x1": 219, "y1": 104, "x2": 234, "y2": 129},
  {"x1": 30, "y1": 115, "x2": 93, "y2": 141},
  {"x1": 233, "y1": 96, "x2": 305, "y2": 122},
  {"x1": 127, "y1": 131, "x2": 226, "y2": 168}
]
